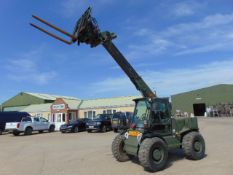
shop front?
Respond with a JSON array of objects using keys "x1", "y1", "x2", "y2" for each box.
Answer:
[{"x1": 50, "y1": 98, "x2": 80, "y2": 131}]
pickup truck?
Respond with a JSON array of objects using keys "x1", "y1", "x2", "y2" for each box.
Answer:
[{"x1": 5, "y1": 116, "x2": 55, "y2": 136}]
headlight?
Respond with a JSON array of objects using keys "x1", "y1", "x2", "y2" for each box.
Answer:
[{"x1": 96, "y1": 122, "x2": 101, "y2": 125}]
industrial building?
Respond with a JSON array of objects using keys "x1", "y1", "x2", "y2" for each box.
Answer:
[
  {"x1": 171, "y1": 84, "x2": 233, "y2": 116},
  {"x1": 1, "y1": 92, "x2": 139, "y2": 130}
]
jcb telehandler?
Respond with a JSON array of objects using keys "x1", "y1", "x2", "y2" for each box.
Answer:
[{"x1": 31, "y1": 7, "x2": 205, "y2": 172}]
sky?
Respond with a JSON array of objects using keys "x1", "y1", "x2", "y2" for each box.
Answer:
[{"x1": 1, "y1": 0, "x2": 233, "y2": 103}]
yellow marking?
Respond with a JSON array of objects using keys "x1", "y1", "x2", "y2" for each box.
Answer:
[{"x1": 128, "y1": 131, "x2": 141, "y2": 137}]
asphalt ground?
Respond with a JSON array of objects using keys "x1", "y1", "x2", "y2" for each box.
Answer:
[{"x1": 0, "y1": 117, "x2": 233, "y2": 175}]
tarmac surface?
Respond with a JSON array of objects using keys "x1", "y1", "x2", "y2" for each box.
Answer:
[{"x1": 0, "y1": 117, "x2": 233, "y2": 175}]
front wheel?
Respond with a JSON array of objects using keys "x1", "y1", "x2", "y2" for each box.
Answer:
[
  {"x1": 102, "y1": 125, "x2": 107, "y2": 132},
  {"x1": 112, "y1": 134, "x2": 130, "y2": 162},
  {"x1": 138, "y1": 137, "x2": 168, "y2": 172},
  {"x1": 49, "y1": 125, "x2": 55, "y2": 132},
  {"x1": 73, "y1": 126, "x2": 79, "y2": 133},
  {"x1": 182, "y1": 132, "x2": 205, "y2": 160}
]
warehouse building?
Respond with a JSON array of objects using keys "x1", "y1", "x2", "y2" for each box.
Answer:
[
  {"x1": 1, "y1": 92, "x2": 139, "y2": 130},
  {"x1": 171, "y1": 84, "x2": 233, "y2": 116}
]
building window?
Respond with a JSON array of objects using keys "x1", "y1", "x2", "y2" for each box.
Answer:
[
  {"x1": 113, "y1": 110, "x2": 116, "y2": 114},
  {"x1": 86, "y1": 111, "x2": 96, "y2": 119},
  {"x1": 103, "y1": 110, "x2": 106, "y2": 114}
]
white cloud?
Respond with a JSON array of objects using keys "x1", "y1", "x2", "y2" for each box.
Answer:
[
  {"x1": 89, "y1": 59, "x2": 233, "y2": 97},
  {"x1": 172, "y1": 2, "x2": 196, "y2": 17},
  {"x1": 5, "y1": 48, "x2": 57, "y2": 85},
  {"x1": 131, "y1": 12, "x2": 233, "y2": 57}
]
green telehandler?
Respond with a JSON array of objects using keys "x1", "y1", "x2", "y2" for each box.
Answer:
[{"x1": 31, "y1": 7, "x2": 205, "y2": 172}]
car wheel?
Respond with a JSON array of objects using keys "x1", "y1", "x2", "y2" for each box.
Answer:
[
  {"x1": 39, "y1": 130, "x2": 43, "y2": 133},
  {"x1": 49, "y1": 125, "x2": 55, "y2": 132},
  {"x1": 73, "y1": 126, "x2": 79, "y2": 133},
  {"x1": 113, "y1": 128, "x2": 118, "y2": 133},
  {"x1": 112, "y1": 134, "x2": 130, "y2": 162},
  {"x1": 0, "y1": 130, "x2": 2, "y2": 135},
  {"x1": 13, "y1": 130, "x2": 20, "y2": 136},
  {"x1": 182, "y1": 131, "x2": 205, "y2": 160},
  {"x1": 24, "y1": 127, "x2": 33, "y2": 135},
  {"x1": 87, "y1": 130, "x2": 92, "y2": 133},
  {"x1": 138, "y1": 137, "x2": 168, "y2": 172},
  {"x1": 102, "y1": 125, "x2": 107, "y2": 132}
]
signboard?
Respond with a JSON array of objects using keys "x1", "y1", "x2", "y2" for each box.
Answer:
[{"x1": 52, "y1": 104, "x2": 65, "y2": 110}]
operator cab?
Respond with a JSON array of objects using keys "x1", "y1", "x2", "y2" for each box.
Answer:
[{"x1": 132, "y1": 97, "x2": 171, "y2": 134}]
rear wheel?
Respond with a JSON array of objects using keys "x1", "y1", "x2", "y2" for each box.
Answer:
[
  {"x1": 87, "y1": 130, "x2": 92, "y2": 133},
  {"x1": 39, "y1": 130, "x2": 43, "y2": 133},
  {"x1": 49, "y1": 125, "x2": 55, "y2": 132},
  {"x1": 0, "y1": 129, "x2": 2, "y2": 135},
  {"x1": 24, "y1": 127, "x2": 32, "y2": 135},
  {"x1": 13, "y1": 130, "x2": 20, "y2": 136},
  {"x1": 113, "y1": 128, "x2": 118, "y2": 133},
  {"x1": 112, "y1": 134, "x2": 130, "y2": 162},
  {"x1": 182, "y1": 132, "x2": 205, "y2": 160},
  {"x1": 138, "y1": 137, "x2": 168, "y2": 172}
]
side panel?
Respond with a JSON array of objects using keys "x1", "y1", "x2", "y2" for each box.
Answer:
[
  {"x1": 163, "y1": 135, "x2": 181, "y2": 149},
  {"x1": 173, "y1": 117, "x2": 198, "y2": 134},
  {"x1": 124, "y1": 135, "x2": 139, "y2": 156}
]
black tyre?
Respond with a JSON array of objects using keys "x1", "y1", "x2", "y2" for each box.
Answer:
[
  {"x1": 13, "y1": 130, "x2": 20, "y2": 136},
  {"x1": 73, "y1": 126, "x2": 79, "y2": 133},
  {"x1": 102, "y1": 125, "x2": 107, "y2": 132},
  {"x1": 87, "y1": 130, "x2": 92, "y2": 133},
  {"x1": 39, "y1": 130, "x2": 43, "y2": 133},
  {"x1": 138, "y1": 137, "x2": 168, "y2": 172},
  {"x1": 113, "y1": 128, "x2": 118, "y2": 133},
  {"x1": 112, "y1": 134, "x2": 130, "y2": 162},
  {"x1": 0, "y1": 129, "x2": 2, "y2": 135},
  {"x1": 49, "y1": 125, "x2": 55, "y2": 132},
  {"x1": 182, "y1": 131, "x2": 205, "y2": 160},
  {"x1": 24, "y1": 127, "x2": 32, "y2": 135}
]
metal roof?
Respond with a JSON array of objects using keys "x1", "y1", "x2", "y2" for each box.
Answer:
[
  {"x1": 63, "y1": 99, "x2": 82, "y2": 109},
  {"x1": 25, "y1": 92, "x2": 79, "y2": 101},
  {"x1": 79, "y1": 96, "x2": 141, "y2": 109}
]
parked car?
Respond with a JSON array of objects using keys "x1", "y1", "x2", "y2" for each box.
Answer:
[
  {"x1": 86, "y1": 114, "x2": 112, "y2": 132},
  {"x1": 111, "y1": 112, "x2": 133, "y2": 132},
  {"x1": 0, "y1": 112, "x2": 30, "y2": 135},
  {"x1": 5, "y1": 116, "x2": 55, "y2": 136},
  {"x1": 60, "y1": 118, "x2": 90, "y2": 133}
]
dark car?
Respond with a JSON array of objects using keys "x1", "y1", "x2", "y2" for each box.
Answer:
[
  {"x1": 86, "y1": 114, "x2": 112, "y2": 132},
  {"x1": 60, "y1": 118, "x2": 90, "y2": 133},
  {"x1": 111, "y1": 112, "x2": 133, "y2": 132},
  {"x1": 0, "y1": 112, "x2": 30, "y2": 135}
]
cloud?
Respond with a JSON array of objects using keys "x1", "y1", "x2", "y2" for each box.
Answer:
[
  {"x1": 5, "y1": 48, "x2": 57, "y2": 85},
  {"x1": 130, "y1": 12, "x2": 233, "y2": 57},
  {"x1": 172, "y1": 2, "x2": 196, "y2": 17},
  {"x1": 88, "y1": 59, "x2": 233, "y2": 97}
]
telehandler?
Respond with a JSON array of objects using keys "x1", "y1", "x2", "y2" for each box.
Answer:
[{"x1": 31, "y1": 7, "x2": 205, "y2": 172}]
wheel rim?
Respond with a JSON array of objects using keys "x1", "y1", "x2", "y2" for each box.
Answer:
[
  {"x1": 75, "y1": 127, "x2": 78, "y2": 132},
  {"x1": 194, "y1": 141, "x2": 202, "y2": 153},
  {"x1": 152, "y1": 147, "x2": 164, "y2": 163}
]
